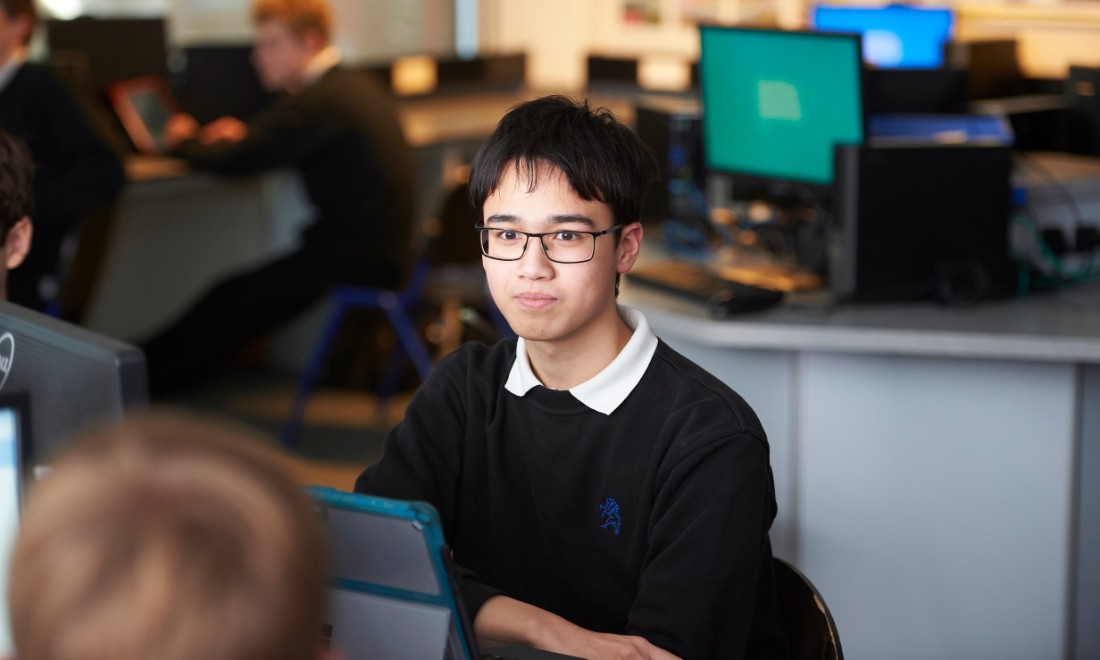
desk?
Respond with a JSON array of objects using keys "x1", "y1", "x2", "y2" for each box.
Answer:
[
  {"x1": 621, "y1": 280, "x2": 1100, "y2": 660},
  {"x1": 85, "y1": 163, "x2": 310, "y2": 340}
]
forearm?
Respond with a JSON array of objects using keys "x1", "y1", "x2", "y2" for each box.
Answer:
[{"x1": 474, "y1": 595, "x2": 564, "y2": 647}]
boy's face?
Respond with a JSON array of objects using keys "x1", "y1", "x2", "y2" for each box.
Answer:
[
  {"x1": 251, "y1": 19, "x2": 320, "y2": 91},
  {"x1": 482, "y1": 162, "x2": 642, "y2": 347},
  {"x1": 0, "y1": 9, "x2": 31, "y2": 64}
]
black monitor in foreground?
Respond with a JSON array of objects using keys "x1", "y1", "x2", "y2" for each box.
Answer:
[
  {"x1": 698, "y1": 25, "x2": 865, "y2": 203},
  {"x1": 0, "y1": 302, "x2": 147, "y2": 465}
]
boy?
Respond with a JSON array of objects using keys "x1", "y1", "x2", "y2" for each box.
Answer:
[
  {"x1": 355, "y1": 96, "x2": 787, "y2": 659},
  {"x1": 142, "y1": 0, "x2": 415, "y2": 396},
  {"x1": 0, "y1": 131, "x2": 32, "y2": 299},
  {"x1": 8, "y1": 412, "x2": 334, "y2": 660},
  {"x1": 0, "y1": 0, "x2": 125, "y2": 312}
]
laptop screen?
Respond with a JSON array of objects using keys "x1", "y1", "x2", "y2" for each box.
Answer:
[{"x1": 0, "y1": 393, "x2": 29, "y2": 656}]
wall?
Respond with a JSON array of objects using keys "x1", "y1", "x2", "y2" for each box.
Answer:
[
  {"x1": 955, "y1": 4, "x2": 1100, "y2": 78},
  {"x1": 478, "y1": 0, "x2": 1100, "y2": 88}
]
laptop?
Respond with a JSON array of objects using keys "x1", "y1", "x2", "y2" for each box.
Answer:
[
  {"x1": 309, "y1": 487, "x2": 581, "y2": 660},
  {"x1": 0, "y1": 392, "x2": 31, "y2": 657},
  {"x1": 107, "y1": 75, "x2": 180, "y2": 154}
]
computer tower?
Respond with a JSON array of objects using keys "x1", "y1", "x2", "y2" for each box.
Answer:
[
  {"x1": 634, "y1": 98, "x2": 708, "y2": 232},
  {"x1": 831, "y1": 144, "x2": 1015, "y2": 302},
  {"x1": 1068, "y1": 66, "x2": 1100, "y2": 156},
  {"x1": 945, "y1": 39, "x2": 1022, "y2": 101}
]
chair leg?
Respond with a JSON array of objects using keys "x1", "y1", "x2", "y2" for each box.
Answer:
[
  {"x1": 374, "y1": 341, "x2": 408, "y2": 418},
  {"x1": 383, "y1": 304, "x2": 434, "y2": 380},
  {"x1": 282, "y1": 302, "x2": 349, "y2": 448}
]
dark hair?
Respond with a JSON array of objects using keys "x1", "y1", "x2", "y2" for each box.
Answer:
[
  {"x1": 468, "y1": 95, "x2": 658, "y2": 228},
  {"x1": 0, "y1": 131, "x2": 34, "y2": 244},
  {"x1": 0, "y1": 0, "x2": 36, "y2": 39}
]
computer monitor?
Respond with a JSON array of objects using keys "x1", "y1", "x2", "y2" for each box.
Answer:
[
  {"x1": 0, "y1": 391, "x2": 29, "y2": 658},
  {"x1": 108, "y1": 76, "x2": 181, "y2": 154},
  {"x1": 0, "y1": 302, "x2": 147, "y2": 466},
  {"x1": 811, "y1": 5, "x2": 954, "y2": 70},
  {"x1": 698, "y1": 25, "x2": 864, "y2": 198},
  {"x1": 45, "y1": 17, "x2": 169, "y2": 92}
]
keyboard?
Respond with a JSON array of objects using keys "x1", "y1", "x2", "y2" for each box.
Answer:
[{"x1": 627, "y1": 260, "x2": 784, "y2": 318}]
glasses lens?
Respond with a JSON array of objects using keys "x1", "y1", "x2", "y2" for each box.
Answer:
[
  {"x1": 481, "y1": 228, "x2": 526, "y2": 260},
  {"x1": 542, "y1": 230, "x2": 596, "y2": 263}
]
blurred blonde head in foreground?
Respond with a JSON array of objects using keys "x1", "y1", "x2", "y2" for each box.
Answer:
[{"x1": 7, "y1": 411, "x2": 330, "y2": 660}]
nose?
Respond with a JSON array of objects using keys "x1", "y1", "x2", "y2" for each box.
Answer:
[{"x1": 516, "y1": 236, "x2": 554, "y2": 280}]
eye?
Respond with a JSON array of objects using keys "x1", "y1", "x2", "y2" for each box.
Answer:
[
  {"x1": 498, "y1": 229, "x2": 522, "y2": 241},
  {"x1": 554, "y1": 231, "x2": 581, "y2": 242}
]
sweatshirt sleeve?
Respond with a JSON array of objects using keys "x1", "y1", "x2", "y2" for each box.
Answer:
[
  {"x1": 626, "y1": 432, "x2": 776, "y2": 659},
  {"x1": 175, "y1": 98, "x2": 334, "y2": 176},
  {"x1": 353, "y1": 349, "x2": 506, "y2": 618}
]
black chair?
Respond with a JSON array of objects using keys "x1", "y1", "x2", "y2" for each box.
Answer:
[
  {"x1": 281, "y1": 230, "x2": 436, "y2": 447},
  {"x1": 774, "y1": 557, "x2": 843, "y2": 660},
  {"x1": 423, "y1": 181, "x2": 512, "y2": 352}
]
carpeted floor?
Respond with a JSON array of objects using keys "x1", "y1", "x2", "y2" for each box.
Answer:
[{"x1": 161, "y1": 364, "x2": 413, "y2": 490}]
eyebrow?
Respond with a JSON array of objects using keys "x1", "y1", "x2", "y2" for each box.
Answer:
[{"x1": 484, "y1": 213, "x2": 597, "y2": 228}]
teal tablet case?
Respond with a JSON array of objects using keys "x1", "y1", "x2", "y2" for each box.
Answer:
[{"x1": 307, "y1": 486, "x2": 478, "y2": 660}]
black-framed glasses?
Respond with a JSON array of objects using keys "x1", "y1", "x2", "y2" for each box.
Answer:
[{"x1": 475, "y1": 225, "x2": 623, "y2": 264}]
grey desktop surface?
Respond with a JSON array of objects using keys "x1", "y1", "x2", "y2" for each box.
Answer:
[{"x1": 622, "y1": 278, "x2": 1100, "y2": 364}]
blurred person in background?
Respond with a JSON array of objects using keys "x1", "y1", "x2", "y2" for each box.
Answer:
[
  {"x1": 0, "y1": 131, "x2": 33, "y2": 299},
  {"x1": 6, "y1": 411, "x2": 335, "y2": 660},
  {"x1": 141, "y1": 0, "x2": 415, "y2": 397},
  {"x1": 0, "y1": 0, "x2": 125, "y2": 313}
]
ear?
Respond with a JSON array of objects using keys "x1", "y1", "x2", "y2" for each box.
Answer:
[
  {"x1": 11, "y1": 13, "x2": 33, "y2": 45},
  {"x1": 616, "y1": 221, "x2": 643, "y2": 275},
  {"x1": 302, "y1": 28, "x2": 327, "y2": 53},
  {"x1": 4, "y1": 217, "x2": 32, "y2": 270}
]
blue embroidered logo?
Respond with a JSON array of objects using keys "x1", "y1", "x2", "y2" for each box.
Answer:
[{"x1": 599, "y1": 497, "x2": 622, "y2": 535}]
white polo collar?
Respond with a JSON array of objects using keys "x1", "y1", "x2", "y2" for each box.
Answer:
[
  {"x1": 504, "y1": 306, "x2": 659, "y2": 415},
  {"x1": 299, "y1": 45, "x2": 341, "y2": 89}
]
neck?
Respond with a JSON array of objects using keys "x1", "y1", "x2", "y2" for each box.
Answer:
[
  {"x1": 524, "y1": 306, "x2": 633, "y2": 390},
  {"x1": 0, "y1": 45, "x2": 26, "y2": 70},
  {"x1": 293, "y1": 45, "x2": 338, "y2": 90}
]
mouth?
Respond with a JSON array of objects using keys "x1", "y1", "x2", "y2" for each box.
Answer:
[{"x1": 513, "y1": 293, "x2": 557, "y2": 311}]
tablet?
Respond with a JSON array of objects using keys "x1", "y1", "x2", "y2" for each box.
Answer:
[
  {"x1": 309, "y1": 487, "x2": 478, "y2": 660},
  {"x1": 108, "y1": 75, "x2": 180, "y2": 154}
]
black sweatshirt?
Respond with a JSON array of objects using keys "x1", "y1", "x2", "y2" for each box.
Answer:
[
  {"x1": 0, "y1": 62, "x2": 126, "y2": 309},
  {"x1": 0, "y1": 62, "x2": 125, "y2": 227},
  {"x1": 175, "y1": 66, "x2": 415, "y2": 284},
  {"x1": 355, "y1": 338, "x2": 788, "y2": 659}
]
